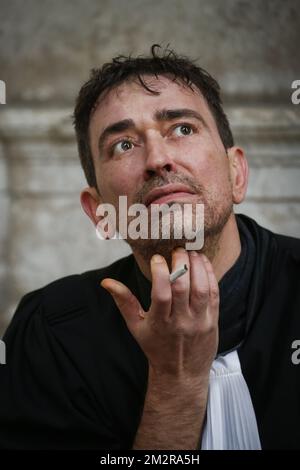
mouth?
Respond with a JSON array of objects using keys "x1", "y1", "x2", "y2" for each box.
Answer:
[{"x1": 145, "y1": 184, "x2": 196, "y2": 207}]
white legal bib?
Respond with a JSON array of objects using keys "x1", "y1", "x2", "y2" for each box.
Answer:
[{"x1": 201, "y1": 350, "x2": 261, "y2": 450}]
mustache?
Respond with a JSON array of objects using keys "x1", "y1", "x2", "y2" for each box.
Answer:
[{"x1": 135, "y1": 173, "x2": 204, "y2": 205}]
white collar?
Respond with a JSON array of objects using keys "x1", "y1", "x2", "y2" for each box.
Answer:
[{"x1": 201, "y1": 350, "x2": 261, "y2": 450}]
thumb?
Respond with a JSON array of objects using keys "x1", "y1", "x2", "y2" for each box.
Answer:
[{"x1": 100, "y1": 278, "x2": 144, "y2": 330}]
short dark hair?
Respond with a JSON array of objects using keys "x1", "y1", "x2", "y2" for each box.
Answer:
[{"x1": 73, "y1": 44, "x2": 234, "y2": 189}]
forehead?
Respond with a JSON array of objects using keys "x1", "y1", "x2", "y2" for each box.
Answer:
[{"x1": 89, "y1": 75, "x2": 216, "y2": 130}]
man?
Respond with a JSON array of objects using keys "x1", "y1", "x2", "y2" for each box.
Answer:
[{"x1": 0, "y1": 45, "x2": 299, "y2": 450}]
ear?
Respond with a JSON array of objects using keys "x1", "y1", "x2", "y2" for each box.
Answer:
[
  {"x1": 227, "y1": 146, "x2": 249, "y2": 204},
  {"x1": 80, "y1": 186, "x2": 103, "y2": 226}
]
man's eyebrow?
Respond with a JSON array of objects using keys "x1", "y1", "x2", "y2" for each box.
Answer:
[
  {"x1": 154, "y1": 108, "x2": 207, "y2": 126},
  {"x1": 98, "y1": 119, "x2": 135, "y2": 152},
  {"x1": 98, "y1": 108, "x2": 207, "y2": 153}
]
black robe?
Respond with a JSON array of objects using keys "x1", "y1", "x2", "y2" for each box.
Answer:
[{"x1": 0, "y1": 213, "x2": 300, "y2": 449}]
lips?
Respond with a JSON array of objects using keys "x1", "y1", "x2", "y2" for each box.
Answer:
[{"x1": 144, "y1": 184, "x2": 196, "y2": 207}]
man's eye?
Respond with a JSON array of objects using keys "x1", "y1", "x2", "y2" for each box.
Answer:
[
  {"x1": 112, "y1": 140, "x2": 134, "y2": 155},
  {"x1": 173, "y1": 124, "x2": 194, "y2": 137}
]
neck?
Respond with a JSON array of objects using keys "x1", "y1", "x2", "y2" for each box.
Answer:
[{"x1": 132, "y1": 213, "x2": 241, "y2": 283}]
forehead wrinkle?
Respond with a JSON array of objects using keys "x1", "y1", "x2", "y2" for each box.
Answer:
[{"x1": 94, "y1": 80, "x2": 212, "y2": 156}]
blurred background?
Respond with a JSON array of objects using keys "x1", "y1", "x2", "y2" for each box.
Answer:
[{"x1": 0, "y1": 0, "x2": 300, "y2": 336}]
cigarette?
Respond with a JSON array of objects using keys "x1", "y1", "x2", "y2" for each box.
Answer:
[
  {"x1": 169, "y1": 264, "x2": 188, "y2": 283},
  {"x1": 138, "y1": 264, "x2": 189, "y2": 320}
]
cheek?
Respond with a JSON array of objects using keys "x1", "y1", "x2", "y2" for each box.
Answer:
[
  {"x1": 176, "y1": 136, "x2": 216, "y2": 167},
  {"x1": 96, "y1": 164, "x2": 135, "y2": 202},
  {"x1": 190, "y1": 149, "x2": 231, "y2": 193},
  {"x1": 211, "y1": 167, "x2": 233, "y2": 202}
]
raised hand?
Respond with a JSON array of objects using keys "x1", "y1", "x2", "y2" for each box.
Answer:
[{"x1": 101, "y1": 248, "x2": 219, "y2": 382}]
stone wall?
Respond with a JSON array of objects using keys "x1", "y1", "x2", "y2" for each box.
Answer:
[{"x1": 0, "y1": 0, "x2": 300, "y2": 336}]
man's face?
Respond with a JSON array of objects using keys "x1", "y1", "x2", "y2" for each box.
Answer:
[{"x1": 87, "y1": 75, "x2": 244, "y2": 260}]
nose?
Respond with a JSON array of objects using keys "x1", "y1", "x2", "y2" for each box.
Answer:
[{"x1": 143, "y1": 136, "x2": 177, "y2": 181}]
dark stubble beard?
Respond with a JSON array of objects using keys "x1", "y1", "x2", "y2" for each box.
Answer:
[{"x1": 120, "y1": 172, "x2": 234, "y2": 271}]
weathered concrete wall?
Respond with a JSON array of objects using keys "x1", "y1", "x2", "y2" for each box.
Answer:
[
  {"x1": 1, "y1": 0, "x2": 299, "y2": 103},
  {"x1": 0, "y1": 0, "x2": 300, "y2": 335}
]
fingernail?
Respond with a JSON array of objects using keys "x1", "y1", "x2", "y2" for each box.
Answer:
[
  {"x1": 101, "y1": 281, "x2": 126, "y2": 296},
  {"x1": 174, "y1": 247, "x2": 185, "y2": 253},
  {"x1": 151, "y1": 254, "x2": 164, "y2": 263},
  {"x1": 190, "y1": 251, "x2": 198, "y2": 257}
]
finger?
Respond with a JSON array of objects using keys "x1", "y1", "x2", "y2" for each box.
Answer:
[
  {"x1": 189, "y1": 251, "x2": 210, "y2": 315},
  {"x1": 100, "y1": 278, "x2": 144, "y2": 331},
  {"x1": 201, "y1": 254, "x2": 220, "y2": 320},
  {"x1": 170, "y1": 247, "x2": 190, "y2": 315},
  {"x1": 150, "y1": 254, "x2": 172, "y2": 321}
]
